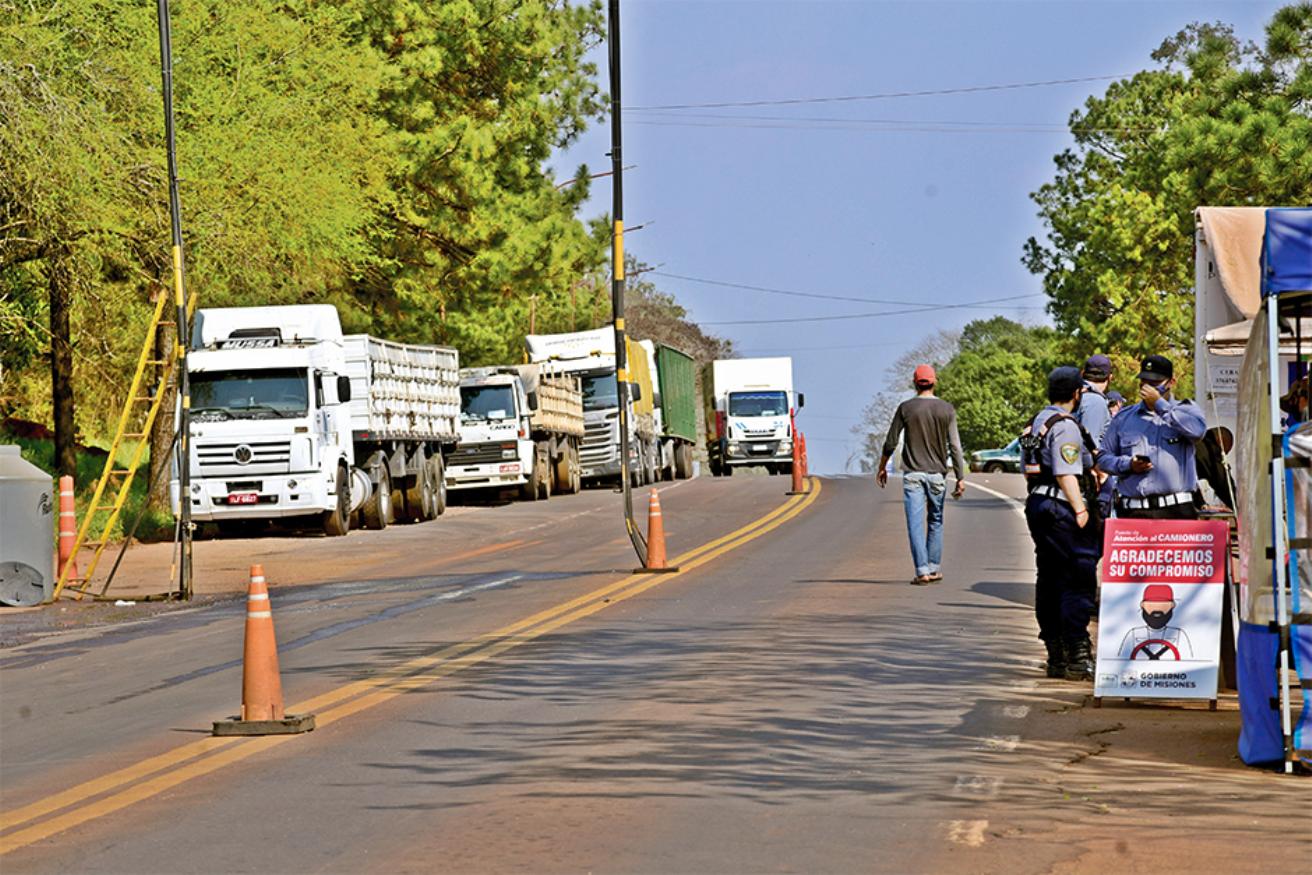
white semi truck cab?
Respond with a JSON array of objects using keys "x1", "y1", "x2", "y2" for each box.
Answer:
[
  {"x1": 174, "y1": 305, "x2": 459, "y2": 535},
  {"x1": 448, "y1": 366, "x2": 583, "y2": 499},
  {"x1": 704, "y1": 357, "x2": 804, "y2": 476}
]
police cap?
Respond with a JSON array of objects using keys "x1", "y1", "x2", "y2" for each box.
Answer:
[
  {"x1": 1047, "y1": 366, "x2": 1084, "y2": 402},
  {"x1": 1138, "y1": 354, "x2": 1173, "y2": 382}
]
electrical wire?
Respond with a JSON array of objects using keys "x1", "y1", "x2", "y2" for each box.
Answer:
[
  {"x1": 653, "y1": 271, "x2": 1043, "y2": 309},
  {"x1": 625, "y1": 74, "x2": 1128, "y2": 111}
]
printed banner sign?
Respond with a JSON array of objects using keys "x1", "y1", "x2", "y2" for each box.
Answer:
[{"x1": 1094, "y1": 519, "x2": 1229, "y2": 700}]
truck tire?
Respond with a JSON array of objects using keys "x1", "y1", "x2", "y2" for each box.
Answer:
[
  {"x1": 552, "y1": 442, "x2": 572, "y2": 495},
  {"x1": 722, "y1": 462, "x2": 733, "y2": 477},
  {"x1": 537, "y1": 444, "x2": 552, "y2": 500},
  {"x1": 675, "y1": 443, "x2": 693, "y2": 479},
  {"x1": 570, "y1": 443, "x2": 582, "y2": 493},
  {"x1": 520, "y1": 445, "x2": 546, "y2": 501},
  {"x1": 362, "y1": 466, "x2": 392, "y2": 530},
  {"x1": 430, "y1": 456, "x2": 447, "y2": 516},
  {"x1": 322, "y1": 466, "x2": 350, "y2": 537},
  {"x1": 401, "y1": 466, "x2": 434, "y2": 524}
]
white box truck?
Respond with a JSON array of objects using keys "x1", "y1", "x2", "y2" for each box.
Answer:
[
  {"x1": 703, "y1": 357, "x2": 802, "y2": 476},
  {"x1": 174, "y1": 304, "x2": 459, "y2": 535},
  {"x1": 448, "y1": 365, "x2": 584, "y2": 499}
]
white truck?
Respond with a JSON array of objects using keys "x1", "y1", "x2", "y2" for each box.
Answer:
[
  {"x1": 174, "y1": 304, "x2": 460, "y2": 536},
  {"x1": 525, "y1": 327, "x2": 659, "y2": 485},
  {"x1": 703, "y1": 357, "x2": 803, "y2": 476},
  {"x1": 448, "y1": 365, "x2": 584, "y2": 499}
]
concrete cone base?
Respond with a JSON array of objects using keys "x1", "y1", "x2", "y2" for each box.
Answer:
[
  {"x1": 213, "y1": 713, "x2": 316, "y2": 737},
  {"x1": 633, "y1": 566, "x2": 680, "y2": 574}
]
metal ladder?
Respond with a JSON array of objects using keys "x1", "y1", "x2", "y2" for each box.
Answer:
[{"x1": 51, "y1": 291, "x2": 179, "y2": 601}]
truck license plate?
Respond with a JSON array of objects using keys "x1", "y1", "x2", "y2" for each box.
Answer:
[
  {"x1": 227, "y1": 492, "x2": 258, "y2": 505},
  {"x1": 752, "y1": 443, "x2": 769, "y2": 452}
]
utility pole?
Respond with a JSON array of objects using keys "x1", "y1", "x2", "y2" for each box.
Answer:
[
  {"x1": 608, "y1": 0, "x2": 647, "y2": 565},
  {"x1": 156, "y1": 0, "x2": 192, "y2": 599}
]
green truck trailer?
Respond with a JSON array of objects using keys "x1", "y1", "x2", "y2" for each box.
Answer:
[{"x1": 644, "y1": 341, "x2": 698, "y2": 480}]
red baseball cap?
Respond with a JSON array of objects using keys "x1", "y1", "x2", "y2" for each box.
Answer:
[
  {"x1": 1142, "y1": 584, "x2": 1175, "y2": 602},
  {"x1": 913, "y1": 364, "x2": 936, "y2": 385}
]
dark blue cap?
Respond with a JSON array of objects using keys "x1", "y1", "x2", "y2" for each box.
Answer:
[
  {"x1": 1048, "y1": 366, "x2": 1085, "y2": 399},
  {"x1": 1106, "y1": 390, "x2": 1126, "y2": 404},
  {"x1": 1083, "y1": 354, "x2": 1112, "y2": 379}
]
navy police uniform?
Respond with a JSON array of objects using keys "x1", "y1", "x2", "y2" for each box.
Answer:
[{"x1": 1024, "y1": 367, "x2": 1102, "y2": 679}]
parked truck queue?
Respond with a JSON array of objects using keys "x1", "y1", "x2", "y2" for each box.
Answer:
[{"x1": 169, "y1": 305, "x2": 750, "y2": 539}]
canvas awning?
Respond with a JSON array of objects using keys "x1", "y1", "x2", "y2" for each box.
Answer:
[{"x1": 1197, "y1": 207, "x2": 1267, "y2": 319}]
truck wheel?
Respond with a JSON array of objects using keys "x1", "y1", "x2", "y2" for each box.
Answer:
[
  {"x1": 570, "y1": 444, "x2": 582, "y2": 493},
  {"x1": 431, "y1": 456, "x2": 447, "y2": 516},
  {"x1": 722, "y1": 462, "x2": 733, "y2": 477},
  {"x1": 984, "y1": 461, "x2": 1006, "y2": 474},
  {"x1": 520, "y1": 447, "x2": 544, "y2": 501},
  {"x1": 322, "y1": 466, "x2": 350, "y2": 537},
  {"x1": 553, "y1": 444, "x2": 572, "y2": 495},
  {"x1": 402, "y1": 467, "x2": 434, "y2": 524},
  {"x1": 537, "y1": 445, "x2": 552, "y2": 500},
  {"x1": 675, "y1": 443, "x2": 693, "y2": 479},
  {"x1": 362, "y1": 466, "x2": 391, "y2": 529}
]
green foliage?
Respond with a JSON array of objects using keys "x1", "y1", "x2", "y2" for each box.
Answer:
[
  {"x1": 936, "y1": 318, "x2": 1064, "y2": 451},
  {"x1": 853, "y1": 318, "x2": 1062, "y2": 467},
  {"x1": 1024, "y1": 4, "x2": 1312, "y2": 395}
]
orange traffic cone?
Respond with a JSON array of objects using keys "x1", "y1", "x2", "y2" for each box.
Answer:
[
  {"x1": 787, "y1": 433, "x2": 808, "y2": 495},
  {"x1": 213, "y1": 565, "x2": 315, "y2": 736},
  {"x1": 636, "y1": 489, "x2": 679, "y2": 573},
  {"x1": 57, "y1": 475, "x2": 79, "y2": 581}
]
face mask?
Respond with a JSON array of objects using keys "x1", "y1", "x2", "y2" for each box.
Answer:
[{"x1": 1142, "y1": 608, "x2": 1173, "y2": 630}]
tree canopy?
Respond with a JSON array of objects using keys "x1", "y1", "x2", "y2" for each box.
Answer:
[{"x1": 1023, "y1": 3, "x2": 1312, "y2": 393}]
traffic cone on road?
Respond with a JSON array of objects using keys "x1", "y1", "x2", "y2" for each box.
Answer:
[
  {"x1": 57, "y1": 475, "x2": 79, "y2": 581},
  {"x1": 636, "y1": 489, "x2": 678, "y2": 573},
  {"x1": 213, "y1": 565, "x2": 315, "y2": 736},
  {"x1": 787, "y1": 433, "x2": 808, "y2": 495}
]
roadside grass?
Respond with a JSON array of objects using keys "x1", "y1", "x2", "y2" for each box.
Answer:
[{"x1": 3, "y1": 431, "x2": 176, "y2": 545}]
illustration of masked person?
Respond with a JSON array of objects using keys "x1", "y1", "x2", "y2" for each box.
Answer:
[{"x1": 1116, "y1": 583, "x2": 1195, "y2": 660}]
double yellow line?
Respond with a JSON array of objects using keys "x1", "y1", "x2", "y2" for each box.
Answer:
[{"x1": 0, "y1": 479, "x2": 822, "y2": 855}]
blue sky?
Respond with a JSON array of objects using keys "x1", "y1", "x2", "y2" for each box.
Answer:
[{"x1": 551, "y1": 0, "x2": 1281, "y2": 473}]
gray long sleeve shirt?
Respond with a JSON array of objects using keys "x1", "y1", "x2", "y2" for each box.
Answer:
[{"x1": 882, "y1": 396, "x2": 966, "y2": 479}]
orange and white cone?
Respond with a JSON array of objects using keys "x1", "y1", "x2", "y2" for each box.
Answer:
[
  {"x1": 636, "y1": 489, "x2": 678, "y2": 573},
  {"x1": 57, "y1": 475, "x2": 79, "y2": 581},
  {"x1": 213, "y1": 565, "x2": 314, "y2": 735}
]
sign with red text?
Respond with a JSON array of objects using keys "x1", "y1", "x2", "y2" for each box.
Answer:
[{"x1": 1094, "y1": 519, "x2": 1229, "y2": 700}]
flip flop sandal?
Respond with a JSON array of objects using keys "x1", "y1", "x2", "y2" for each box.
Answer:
[
  {"x1": 910, "y1": 575, "x2": 933, "y2": 586},
  {"x1": 926, "y1": 573, "x2": 944, "y2": 582}
]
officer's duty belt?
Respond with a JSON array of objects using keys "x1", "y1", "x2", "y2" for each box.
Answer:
[
  {"x1": 1117, "y1": 491, "x2": 1193, "y2": 510},
  {"x1": 1031, "y1": 485, "x2": 1070, "y2": 503}
]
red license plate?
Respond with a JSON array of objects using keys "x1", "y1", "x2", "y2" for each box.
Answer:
[{"x1": 227, "y1": 492, "x2": 259, "y2": 505}]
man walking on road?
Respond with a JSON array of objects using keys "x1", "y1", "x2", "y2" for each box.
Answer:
[{"x1": 877, "y1": 364, "x2": 967, "y2": 585}]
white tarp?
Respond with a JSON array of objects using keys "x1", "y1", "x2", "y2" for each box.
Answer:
[{"x1": 1235, "y1": 307, "x2": 1273, "y2": 623}]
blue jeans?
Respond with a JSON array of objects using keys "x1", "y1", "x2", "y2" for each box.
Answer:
[{"x1": 902, "y1": 472, "x2": 946, "y2": 577}]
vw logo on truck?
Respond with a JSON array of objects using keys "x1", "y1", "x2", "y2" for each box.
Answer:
[{"x1": 233, "y1": 444, "x2": 254, "y2": 465}]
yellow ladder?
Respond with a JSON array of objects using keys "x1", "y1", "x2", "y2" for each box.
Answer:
[{"x1": 52, "y1": 291, "x2": 179, "y2": 601}]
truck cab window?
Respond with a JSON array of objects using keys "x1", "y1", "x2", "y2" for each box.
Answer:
[
  {"x1": 728, "y1": 391, "x2": 788, "y2": 417},
  {"x1": 581, "y1": 373, "x2": 619, "y2": 411},
  {"x1": 191, "y1": 369, "x2": 310, "y2": 419},
  {"x1": 461, "y1": 385, "x2": 516, "y2": 421}
]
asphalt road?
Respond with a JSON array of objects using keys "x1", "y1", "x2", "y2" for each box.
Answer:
[{"x1": 0, "y1": 474, "x2": 1305, "y2": 873}]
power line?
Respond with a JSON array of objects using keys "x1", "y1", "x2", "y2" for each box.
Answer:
[
  {"x1": 625, "y1": 74, "x2": 1126, "y2": 111},
  {"x1": 629, "y1": 118, "x2": 1142, "y2": 136},
  {"x1": 701, "y1": 296, "x2": 1043, "y2": 326},
  {"x1": 654, "y1": 271, "x2": 1043, "y2": 310},
  {"x1": 628, "y1": 111, "x2": 1153, "y2": 133}
]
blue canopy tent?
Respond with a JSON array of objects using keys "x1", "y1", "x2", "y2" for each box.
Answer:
[{"x1": 1242, "y1": 207, "x2": 1312, "y2": 772}]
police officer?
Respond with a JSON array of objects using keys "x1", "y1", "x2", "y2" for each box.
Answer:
[
  {"x1": 1097, "y1": 354, "x2": 1207, "y2": 520},
  {"x1": 1024, "y1": 366, "x2": 1101, "y2": 681},
  {"x1": 1075, "y1": 354, "x2": 1113, "y2": 444}
]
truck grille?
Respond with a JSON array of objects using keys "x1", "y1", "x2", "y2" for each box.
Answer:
[
  {"x1": 197, "y1": 441, "x2": 291, "y2": 469},
  {"x1": 743, "y1": 429, "x2": 777, "y2": 440},
  {"x1": 581, "y1": 420, "x2": 616, "y2": 464},
  {"x1": 454, "y1": 442, "x2": 513, "y2": 466}
]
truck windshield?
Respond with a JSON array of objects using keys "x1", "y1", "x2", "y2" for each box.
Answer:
[
  {"x1": 581, "y1": 373, "x2": 619, "y2": 412},
  {"x1": 728, "y1": 391, "x2": 788, "y2": 417},
  {"x1": 190, "y1": 369, "x2": 308, "y2": 419},
  {"x1": 461, "y1": 385, "x2": 516, "y2": 421}
]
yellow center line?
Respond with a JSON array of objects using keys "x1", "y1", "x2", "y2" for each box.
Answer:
[{"x1": 0, "y1": 480, "x2": 821, "y2": 855}]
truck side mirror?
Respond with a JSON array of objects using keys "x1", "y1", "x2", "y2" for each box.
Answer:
[
  {"x1": 797, "y1": 392, "x2": 805, "y2": 409},
  {"x1": 337, "y1": 375, "x2": 352, "y2": 404},
  {"x1": 526, "y1": 390, "x2": 539, "y2": 411},
  {"x1": 630, "y1": 384, "x2": 642, "y2": 402}
]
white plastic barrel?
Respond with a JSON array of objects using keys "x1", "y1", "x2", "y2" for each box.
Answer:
[{"x1": 0, "y1": 445, "x2": 55, "y2": 606}]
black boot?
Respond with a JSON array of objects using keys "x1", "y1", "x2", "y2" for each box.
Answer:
[
  {"x1": 1044, "y1": 640, "x2": 1066, "y2": 678},
  {"x1": 1063, "y1": 639, "x2": 1094, "y2": 681}
]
